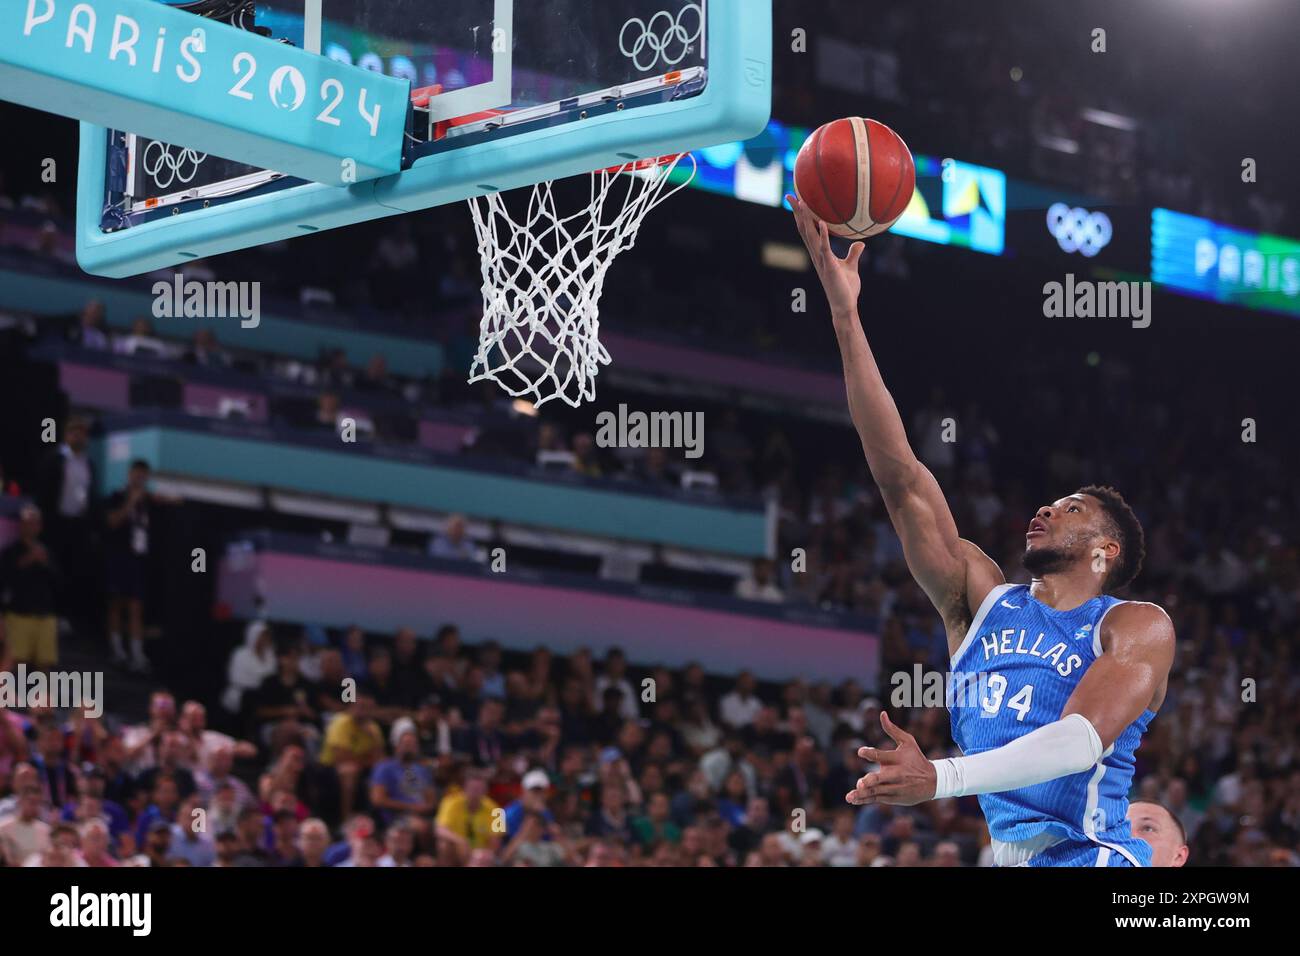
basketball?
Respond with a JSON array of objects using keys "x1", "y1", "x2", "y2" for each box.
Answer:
[{"x1": 794, "y1": 117, "x2": 916, "y2": 239}]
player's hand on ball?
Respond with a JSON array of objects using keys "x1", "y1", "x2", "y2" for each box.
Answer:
[
  {"x1": 786, "y1": 194, "x2": 864, "y2": 320},
  {"x1": 846, "y1": 711, "x2": 938, "y2": 807}
]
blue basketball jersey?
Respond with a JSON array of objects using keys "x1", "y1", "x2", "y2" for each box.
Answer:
[{"x1": 948, "y1": 583, "x2": 1154, "y2": 867}]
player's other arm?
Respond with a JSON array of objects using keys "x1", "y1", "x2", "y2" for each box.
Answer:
[
  {"x1": 848, "y1": 603, "x2": 1175, "y2": 806},
  {"x1": 788, "y1": 195, "x2": 1001, "y2": 619}
]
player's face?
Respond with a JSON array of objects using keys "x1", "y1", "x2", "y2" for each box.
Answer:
[
  {"x1": 1021, "y1": 494, "x2": 1108, "y2": 577},
  {"x1": 1127, "y1": 803, "x2": 1188, "y2": 867}
]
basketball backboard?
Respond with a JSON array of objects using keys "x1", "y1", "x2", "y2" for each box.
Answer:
[{"x1": 76, "y1": 0, "x2": 771, "y2": 277}]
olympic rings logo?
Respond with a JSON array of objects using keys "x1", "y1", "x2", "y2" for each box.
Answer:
[
  {"x1": 619, "y1": 4, "x2": 705, "y2": 73},
  {"x1": 1047, "y1": 203, "x2": 1112, "y2": 257},
  {"x1": 142, "y1": 141, "x2": 209, "y2": 190}
]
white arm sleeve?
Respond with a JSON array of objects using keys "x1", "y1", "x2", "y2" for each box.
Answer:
[{"x1": 931, "y1": 713, "x2": 1104, "y2": 799}]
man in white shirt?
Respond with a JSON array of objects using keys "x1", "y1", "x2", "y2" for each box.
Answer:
[
  {"x1": 591, "y1": 647, "x2": 639, "y2": 721},
  {"x1": 734, "y1": 558, "x2": 784, "y2": 603},
  {"x1": 0, "y1": 787, "x2": 51, "y2": 867},
  {"x1": 719, "y1": 671, "x2": 763, "y2": 729}
]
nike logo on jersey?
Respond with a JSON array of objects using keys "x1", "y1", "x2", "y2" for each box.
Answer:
[{"x1": 1000, "y1": 600, "x2": 1021, "y2": 610}]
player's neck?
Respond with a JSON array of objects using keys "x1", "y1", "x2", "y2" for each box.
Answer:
[{"x1": 1028, "y1": 571, "x2": 1103, "y2": 612}]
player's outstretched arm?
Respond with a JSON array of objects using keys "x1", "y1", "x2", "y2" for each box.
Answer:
[
  {"x1": 788, "y1": 195, "x2": 1000, "y2": 622},
  {"x1": 846, "y1": 604, "x2": 1175, "y2": 807}
]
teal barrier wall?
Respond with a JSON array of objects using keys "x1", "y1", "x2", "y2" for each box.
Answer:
[
  {"x1": 98, "y1": 424, "x2": 769, "y2": 556},
  {"x1": 0, "y1": 265, "x2": 444, "y2": 378}
]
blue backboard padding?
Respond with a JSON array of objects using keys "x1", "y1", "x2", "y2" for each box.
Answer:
[
  {"x1": 74, "y1": 0, "x2": 772, "y2": 278},
  {"x1": 98, "y1": 423, "x2": 770, "y2": 557},
  {"x1": 2, "y1": 0, "x2": 408, "y2": 185}
]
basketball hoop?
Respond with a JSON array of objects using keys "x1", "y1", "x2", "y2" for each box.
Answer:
[{"x1": 467, "y1": 153, "x2": 697, "y2": 408}]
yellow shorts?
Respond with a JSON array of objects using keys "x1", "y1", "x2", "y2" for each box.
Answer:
[{"x1": 4, "y1": 614, "x2": 58, "y2": 668}]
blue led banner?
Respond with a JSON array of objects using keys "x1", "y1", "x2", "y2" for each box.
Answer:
[
  {"x1": 1152, "y1": 208, "x2": 1300, "y2": 317},
  {"x1": 672, "y1": 119, "x2": 1006, "y2": 256}
]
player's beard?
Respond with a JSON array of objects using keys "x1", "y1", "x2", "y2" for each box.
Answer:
[{"x1": 1021, "y1": 542, "x2": 1076, "y2": 578}]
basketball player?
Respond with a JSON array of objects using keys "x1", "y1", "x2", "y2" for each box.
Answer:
[
  {"x1": 1127, "y1": 800, "x2": 1189, "y2": 867},
  {"x1": 788, "y1": 195, "x2": 1175, "y2": 867}
]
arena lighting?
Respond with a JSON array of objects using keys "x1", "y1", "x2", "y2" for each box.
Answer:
[
  {"x1": 1036, "y1": 133, "x2": 1080, "y2": 155},
  {"x1": 1080, "y1": 107, "x2": 1140, "y2": 131},
  {"x1": 761, "y1": 241, "x2": 811, "y2": 272}
]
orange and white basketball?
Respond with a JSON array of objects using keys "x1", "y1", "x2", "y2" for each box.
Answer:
[{"x1": 793, "y1": 117, "x2": 916, "y2": 239}]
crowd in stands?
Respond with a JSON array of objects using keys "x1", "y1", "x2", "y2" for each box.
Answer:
[{"x1": 1, "y1": 290, "x2": 1297, "y2": 866}]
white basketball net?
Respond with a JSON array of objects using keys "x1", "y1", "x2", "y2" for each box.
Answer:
[{"x1": 467, "y1": 153, "x2": 696, "y2": 408}]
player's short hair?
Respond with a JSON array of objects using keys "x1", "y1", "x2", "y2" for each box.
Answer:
[
  {"x1": 1133, "y1": 799, "x2": 1187, "y2": 845},
  {"x1": 1076, "y1": 484, "x2": 1145, "y2": 591}
]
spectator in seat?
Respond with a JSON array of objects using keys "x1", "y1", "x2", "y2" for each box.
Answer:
[
  {"x1": 222, "y1": 622, "x2": 276, "y2": 717},
  {"x1": 295, "y1": 817, "x2": 330, "y2": 868},
  {"x1": 195, "y1": 743, "x2": 254, "y2": 813},
  {"x1": 0, "y1": 785, "x2": 51, "y2": 866},
  {"x1": 113, "y1": 317, "x2": 170, "y2": 359},
  {"x1": 212, "y1": 830, "x2": 241, "y2": 867},
  {"x1": 631, "y1": 791, "x2": 681, "y2": 848},
  {"x1": 340, "y1": 624, "x2": 369, "y2": 681},
  {"x1": 360, "y1": 647, "x2": 407, "y2": 723},
  {"x1": 252, "y1": 640, "x2": 320, "y2": 745},
  {"x1": 585, "y1": 776, "x2": 634, "y2": 844},
  {"x1": 734, "y1": 557, "x2": 784, "y2": 603},
  {"x1": 133, "y1": 772, "x2": 183, "y2": 849},
  {"x1": 428, "y1": 513, "x2": 478, "y2": 562},
  {"x1": 68, "y1": 300, "x2": 110, "y2": 350},
  {"x1": 356, "y1": 354, "x2": 394, "y2": 393},
  {"x1": 455, "y1": 697, "x2": 510, "y2": 766},
  {"x1": 179, "y1": 700, "x2": 255, "y2": 774},
  {"x1": 592, "y1": 647, "x2": 638, "y2": 721},
  {"x1": 377, "y1": 819, "x2": 416, "y2": 867},
  {"x1": 728, "y1": 796, "x2": 772, "y2": 859},
  {"x1": 121, "y1": 691, "x2": 178, "y2": 775},
  {"x1": 435, "y1": 768, "x2": 501, "y2": 866},
  {"x1": 184, "y1": 328, "x2": 231, "y2": 368},
  {"x1": 231, "y1": 806, "x2": 271, "y2": 866},
  {"x1": 369, "y1": 718, "x2": 437, "y2": 829},
  {"x1": 312, "y1": 648, "x2": 350, "y2": 718},
  {"x1": 821, "y1": 808, "x2": 859, "y2": 866},
  {"x1": 31, "y1": 718, "x2": 76, "y2": 809},
  {"x1": 391, "y1": 627, "x2": 432, "y2": 706},
  {"x1": 570, "y1": 432, "x2": 603, "y2": 478},
  {"x1": 502, "y1": 810, "x2": 570, "y2": 867},
  {"x1": 24, "y1": 821, "x2": 84, "y2": 868},
  {"x1": 502, "y1": 768, "x2": 554, "y2": 840},
  {"x1": 413, "y1": 693, "x2": 453, "y2": 758},
  {"x1": 315, "y1": 392, "x2": 342, "y2": 432},
  {"x1": 319, "y1": 694, "x2": 385, "y2": 822},
  {"x1": 719, "y1": 671, "x2": 762, "y2": 729},
  {"x1": 137, "y1": 732, "x2": 198, "y2": 800},
  {"x1": 169, "y1": 793, "x2": 215, "y2": 867},
  {"x1": 0, "y1": 504, "x2": 62, "y2": 670},
  {"x1": 78, "y1": 819, "x2": 116, "y2": 867}
]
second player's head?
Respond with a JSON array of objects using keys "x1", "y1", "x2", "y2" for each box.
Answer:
[
  {"x1": 1021, "y1": 485, "x2": 1144, "y2": 593},
  {"x1": 1128, "y1": 800, "x2": 1189, "y2": 867}
]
